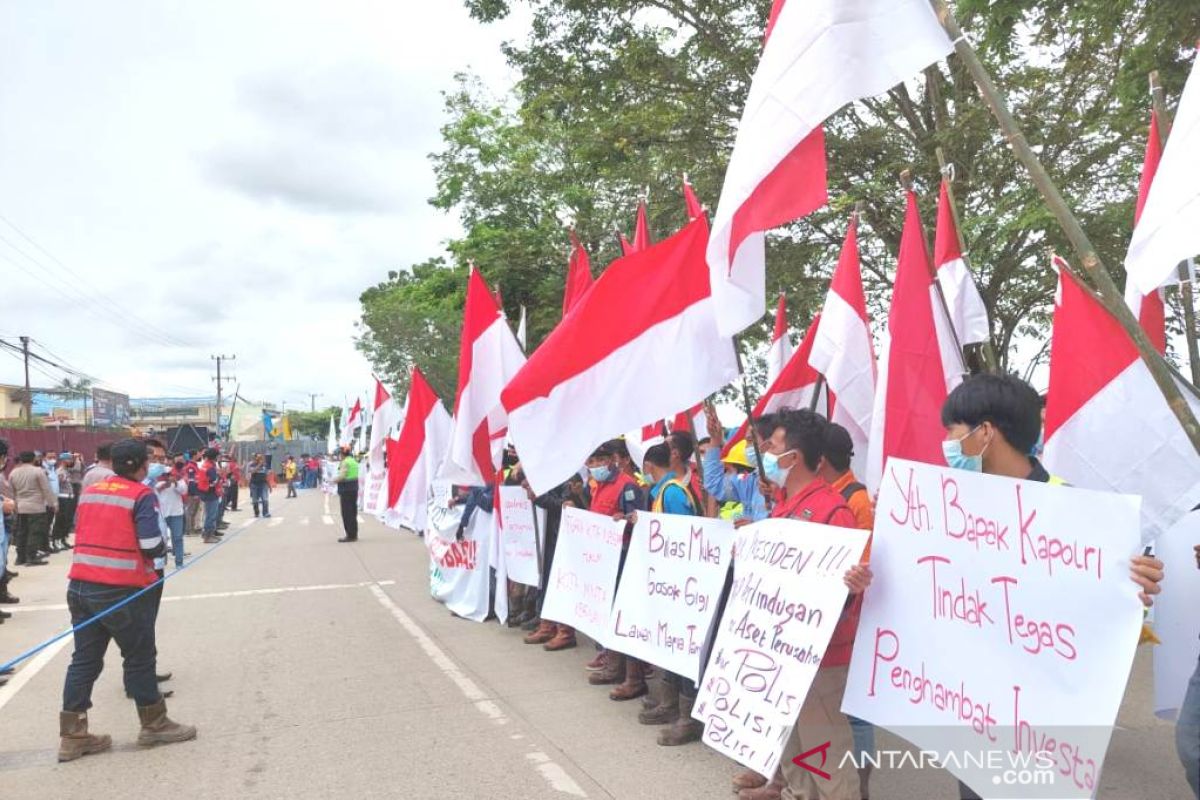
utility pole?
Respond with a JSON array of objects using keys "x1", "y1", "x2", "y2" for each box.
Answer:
[
  {"x1": 211, "y1": 354, "x2": 236, "y2": 438},
  {"x1": 19, "y1": 336, "x2": 31, "y2": 422},
  {"x1": 309, "y1": 393, "x2": 321, "y2": 412}
]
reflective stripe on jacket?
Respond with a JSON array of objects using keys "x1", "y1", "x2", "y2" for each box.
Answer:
[{"x1": 69, "y1": 477, "x2": 158, "y2": 588}]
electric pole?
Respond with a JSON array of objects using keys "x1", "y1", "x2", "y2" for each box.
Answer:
[
  {"x1": 211, "y1": 354, "x2": 236, "y2": 438},
  {"x1": 309, "y1": 393, "x2": 322, "y2": 412},
  {"x1": 19, "y1": 336, "x2": 31, "y2": 422}
]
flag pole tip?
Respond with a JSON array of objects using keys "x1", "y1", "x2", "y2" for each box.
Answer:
[{"x1": 899, "y1": 169, "x2": 914, "y2": 191}]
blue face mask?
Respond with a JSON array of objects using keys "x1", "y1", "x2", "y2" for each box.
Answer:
[
  {"x1": 942, "y1": 427, "x2": 985, "y2": 472},
  {"x1": 147, "y1": 463, "x2": 168, "y2": 481},
  {"x1": 761, "y1": 450, "x2": 795, "y2": 486},
  {"x1": 589, "y1": 465, "x2": 614, "y2": 483}
]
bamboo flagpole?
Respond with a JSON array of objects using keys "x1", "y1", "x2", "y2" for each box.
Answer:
[
  {"x1": 926, "y1": 0, "x2": 1200, "y2": 456},
  {"x1": 1148, "y1": 70, "x2": 1200, "y2": 385}
]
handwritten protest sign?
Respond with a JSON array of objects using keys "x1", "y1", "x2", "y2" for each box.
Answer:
[
  {"x1": 843, "y1": 458, "x2": 1142, "y2": 799},
  {"x1": 1152, "y1": 511, "x2": 1200, "y2": 719},
  {"x1": 540, "y1": 506, "x2": 626, "y2": 643},
  {"x1": 692, "y1": 518, "x2": 868, "y2": 776},
  {"x1": 498, "y1": 485, "x2": 544, "y2": 588},
  {"x1": 608, "y1": 510, "x2": 734, "y2": 681}
]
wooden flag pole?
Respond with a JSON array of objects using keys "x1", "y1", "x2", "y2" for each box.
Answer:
[
  {"x1": 926, "y1": 0, "x2": 1200, "y2": 456},
  {"x1": 1149, "y1": 70, "x2": 1200, "y2": 385},
  {"x1": 935, "y1": 146, "x2": 1000, "y2": 372},
  {"x1": 900, "y1": 168, "x2": 969, "y2": 379}
]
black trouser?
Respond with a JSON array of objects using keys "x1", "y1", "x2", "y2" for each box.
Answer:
[
  {"x1": 53, "y1": 497, "x2": 76, "y2": 541},
  {"x1": 15, "y1": 513, "x2": 49, "y2": 562},
  {"x1": 338, "y1": 483, "x2": 358, "y2": 538},
  {"x1": 225, "y1": 482, "x2": 239, "y2": 511},
  {"x1": 62, "y1": 579, "x2": 160, "y2": 711}
]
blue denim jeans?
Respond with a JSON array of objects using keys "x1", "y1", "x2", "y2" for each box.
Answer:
[
  {"x1": 250, "y1": 483, "x2": 270, "y2": 516},
  {"x1": 165, "y1": 515, "x2": 185, "y2": 567},
  {"x1": 62, "y1": 579, "x2": 160, "y2": 711},
  {"x1": 848, "y1": 714, "x2": 875, "y2": 757},
  {"x1": 202, "y1": 496, "x2": 221, "y2": 533},
  {"x1": 1179, "y1": 653, "x2": 1200, "y2": 798}
]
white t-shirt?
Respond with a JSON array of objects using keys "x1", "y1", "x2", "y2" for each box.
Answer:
[{"x1": 155, "y1": 480, "x2": 188, "y2": 518}]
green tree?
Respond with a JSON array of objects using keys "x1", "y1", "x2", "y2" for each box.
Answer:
[{"x1": 288, "y1": 407, "x2": 344, "y2": 440}]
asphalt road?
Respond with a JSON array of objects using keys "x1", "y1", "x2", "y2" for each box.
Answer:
[{"x1": 0, "y1": 488, "x2": 1189, "y2": 799}]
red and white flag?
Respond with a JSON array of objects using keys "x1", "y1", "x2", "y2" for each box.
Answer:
[
  {"x1": 387, "y1": 367, "x2": 452, "y2": 533},
  {"x1": 632, "y1": 201, "x2": 651, "y2": 252},
  {"x1": 707, "y1": 0, "x2": 952, "y2": 336},
  {"x1": 339, "y1": 397, "x2": 363, "y2": 448},
  {"x1": 1044, "y1": 258, "x2": 1200, "y2": 540},
  {"x1": 865, "y1": 190, "x2": 949, "y2": 492},
  {"x1": 563, "y1": 231, "x2": 594, "y2": 316},
  {"x1": 364, "y1": 377, "x2": 400, "y2": 516},
  {"x1": 766, "y1": 293, "x2": 794, "y2": 385},
  {"x1": 683, "y1": 178, "x2": 704, "y2": 220},
  {"x1": 1123, "y1": 109, "x2": 1168, "y2": 353},
  {"x1": 810, "y1": 214, "x2": 876, "y2": 478},
  {"x1": 722, "y1": 316, "x2": 823, "y2": 456},
  {"x1": 1126, "y1": 55, "x2": 1200, "y2": 295},
  {"x1": 502, "y1": 217, "x2": 738, "y2": 494},
  {"x1": 934, "y1": 180, "x2": 991, "y2": 354},
  {"x1": 441, "y1": 266, "x2": 527, "y2": 486}
]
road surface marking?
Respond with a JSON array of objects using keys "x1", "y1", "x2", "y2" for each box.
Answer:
[
  {"x1": 366, "y1": 583, "x2": 587, "y2": 798},
  {"x1": 0, "y1": 636, "x2": 71, "y2": 713},
  {"x1": 300, "y1": 517, "x2": 310, "y2": 526},
  {"x1": 322, "y1": 515, "x2": 334, "y2": 525},
  {"x1": 269, "y1": 517, "x2": 283, "y2": 528},
  {"x1": 357, "y1": 515, "x2": 364, "y2": 524},
  {"x1": 8, "y1": 580, "x2": 398, "y2": 614}
]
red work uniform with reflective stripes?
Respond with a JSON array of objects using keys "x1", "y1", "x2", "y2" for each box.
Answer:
[
  {"x1": 588, "y1": 473, "x2": 640, "y2": 516},
  {"x1": 770, "y1": 478, "x2": 861, "y2": 667},
  {"x1": 70, "y1": 476, "x2": 159, "y2": 588}
]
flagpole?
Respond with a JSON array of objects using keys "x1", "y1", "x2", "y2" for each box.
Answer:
[
  {"x1": 732, "y1": 350, "x2": 772, "y2": 512},
  {"x1": 926, "y1": 0, "x2": 1200, "y2": 456},
  {"x1": 900, "y1": 168, "x2": 969, "y2": 379},
  {"x1": 1149, "y1": 70, "x2": 1200, "y2": 385},
  {"x1": 934, "y1": 147, "x2": 1000, "y2": 372}
]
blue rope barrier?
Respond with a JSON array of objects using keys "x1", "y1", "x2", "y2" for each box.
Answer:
[{"x1": 0, "y1": 518, "x2": 257, "y2": 674}]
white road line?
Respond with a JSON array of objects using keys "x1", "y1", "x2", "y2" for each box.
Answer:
[
  {"x1": 8, "y1": 580, "x2": 398, "y2": 614},
  {"x1": 269, "y1": 517, "x2": 284, "y2": 528},
  {"x1": 322, "y1": 515, "x2": 334, "y2": 525},
  {"x1": 0, "y1": 636, "x2": 71, "y2": 713},
  {"x1": 356, "y1": 515, "x2": 364, "y2": 524},
  {"x1": 365, "y1": 584, "x2": 588, "y2": 798},
  {"x1": 300, "y1": 517, "x2": 310, "y2": 526}
]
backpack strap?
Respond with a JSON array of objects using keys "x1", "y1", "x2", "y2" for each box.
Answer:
[{"x1": 839, "y1": 482, "x2": 867, "y2": 502}]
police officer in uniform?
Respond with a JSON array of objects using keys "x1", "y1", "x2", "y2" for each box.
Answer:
[
  {"x1": 335, "y1": 445, "x2": 360, "y2": 542},
  {"x1": 57, "y1": 439, "x2": 196, "y2": 762}
]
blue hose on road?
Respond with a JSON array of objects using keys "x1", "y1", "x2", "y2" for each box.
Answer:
[{"x1": 0, "y1": 519, "x2": 256, "y2": 675}]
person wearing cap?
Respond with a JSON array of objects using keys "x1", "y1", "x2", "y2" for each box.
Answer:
[
  {"x1": 702, "y1": 405, "x2": 770, "y2": 526},
  {"x1": 57, "y1": 438, "x2": 196, "y2": 762}
]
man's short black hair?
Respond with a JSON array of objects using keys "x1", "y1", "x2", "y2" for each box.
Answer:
[
  {"x1": 142, "y1": 437, "x2": 165, "y2": 451},
  {"x1": 17, "y1": 451, "x2": 35, "y2": 464},
  {"x1": 752, "y1": 413, "x2": 777, "y2": 442},
  {"x1": 96, "y1": 443, "x2": 113, "y2": 461},
  {"x1": 773, "y1": 408, "x2": 828, "y2": 472},
  {"x1": 667, "y1": 430, "x2": 695, "y2": 462},
  {"x1": 203, "y1": 447, "x2": 219, "y2": 460},
  {"x1": 611, "y1": 439, "x2": 631, "y2": 461},
  {"x1": 111, "y1": 439, "x2": 149, "y2": 478},
  {"x1": 644, "y1": 443, "x2": 672, "y2": 470},
  {"x1": 823, "y1": 423, "x2": 855, "y2": 473},
  {"x1": 941, "y1": 373, "x2": 1041, "y2": 455},
  {"x1": 589, "y1": 442, "x2": 614, "y2": 459}
]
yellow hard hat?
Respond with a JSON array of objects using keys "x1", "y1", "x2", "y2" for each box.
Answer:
[{"x1": 722, "y1": 439, "x2": 753, "y2": 470}]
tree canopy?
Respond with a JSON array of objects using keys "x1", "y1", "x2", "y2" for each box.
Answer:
[{"x1": 357, "y1": 0, "x2": 1199, "y2": 398}]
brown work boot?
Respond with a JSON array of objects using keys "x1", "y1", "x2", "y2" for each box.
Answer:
[
  {"x1": 523, "y1": 620, "x2": 556, "y2": 645},
  {"x1": 639, "y1": 675, "x2": 679, "y2": 724},
  {"x1": 737, "y1": 780, "x2": 783, "y2": 800},
  {"x1": 588, "y1": 651, "x2": 624, "y2": 685},
  {"x1": 58, "y1": 711, "x2": 112, "y2": 762},
  {"x1": 136, "y1": 697, "x2": 197, "y2": 747},
  {"x1": 202, "y1": 535, "x2": 218, "y2": 544},
  {"x1": 732, "y1": 770, "x2": 769, "y2": 792},
  {"x1": 543, "y1": 625, "x2": 576, "y2": 651},
  {"x1": 610, "y1": 658, "x2": 647, "y2": 700},
  {"x1": 657, "y1": 693, "x2": 702, "y2": 746}
]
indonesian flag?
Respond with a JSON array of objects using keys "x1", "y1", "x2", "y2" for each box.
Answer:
[
  {"x1": 810, "y1": 214, "x2": 876, "y2": 479},
  {"x1": 632, "y1": 201, "x2": 651, "y2": 252},
  {"x1": 766, "y1": 293, "x2": 794, "y2": 385},
  {"x1": 1044, "y1": 259, "x2": 1200, "y2": 541},
  {"x1": 722, "y1": 315, "x2": 823, "y2": 456},
  {"x1": 364, "y1": 377, "x2": 399, "y2": 516},
  {"x1": 669, "y1": 404, "x2": 706, "y2": 437},
  {"x1": 441, "y1": 266, "x2": 527, "y2": 486},
  {"x1": 684, "y1": 178, "x2": 704, "y2": 220},
  {"x1": 502, "y1": 216, "x2": 739, "y2": 494},
  {"x1": 865, "y1": 190, "x2": 949, "y2": 492},
  {"x1": 625, "y1": 423, "x2": 666, "y2": 471},
  {"x1": 387, "y1": 367, "x2": 452, "y2": 533},
  {"x1": 563, "y1": 231, "x2": 594, "y2": 316},
  {"x1": 326, "y1": 413, "x2": 337, "y2": 456},
  {"x1": 619, "y1": 232, "x2": 635, "y2": 256},
  {"x1": 708, "y1": 0, "x2": 952, "y2": 337},
  {"x1": 1126, "y1": 55, "x2": 1200, "y2": 295},
  {"x1": 339, "y1": 397, "x2": 363, "y2": 448},
  {"x1": 934, "y1": 180, "x2": 991, "y2": 351},
  {"x1": 1123, "y1": 109, "x2": 1168, "y2": 353}
]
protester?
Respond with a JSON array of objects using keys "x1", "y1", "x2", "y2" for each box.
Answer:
[
  {"x1": 10, "y1": 451, "x2": 56, "y2": 567},
  {"x1": 703, "y1": 405, "x2": 770, "y2": 525},
  {"x1": 224, "y1": 455, "x2": 241, "y2": 512},
  {"x1": 285, "y1": 455, "x2": 298, "y2": 499},
  {"x1": 196, "y1": 448, "x2": 221, "y2": 544},
  {"x1": 80, "y1": 443, "x2": 115, "y2": 491},
  {"x1": 0, "y1": 438, "x2": 17, "y2": 621},
  {"x1": 1179, "y1": 542, "x2": 1200, "y2": 798},
  {"x1": 57, "y1": 438, "x2": 195, "y2": 762},
  {"x1": 154, "y1": 452, "x2": 189, "y2": 569},
  {"x1": 51, "y1": 453, "x2": 77, "y2": 551},
  {"x1": 247, "y1": 453, "x2": 271, "y2": 519},
  {"x1": 335, "y1": 446, "x2": 360, "y2": 542}
]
